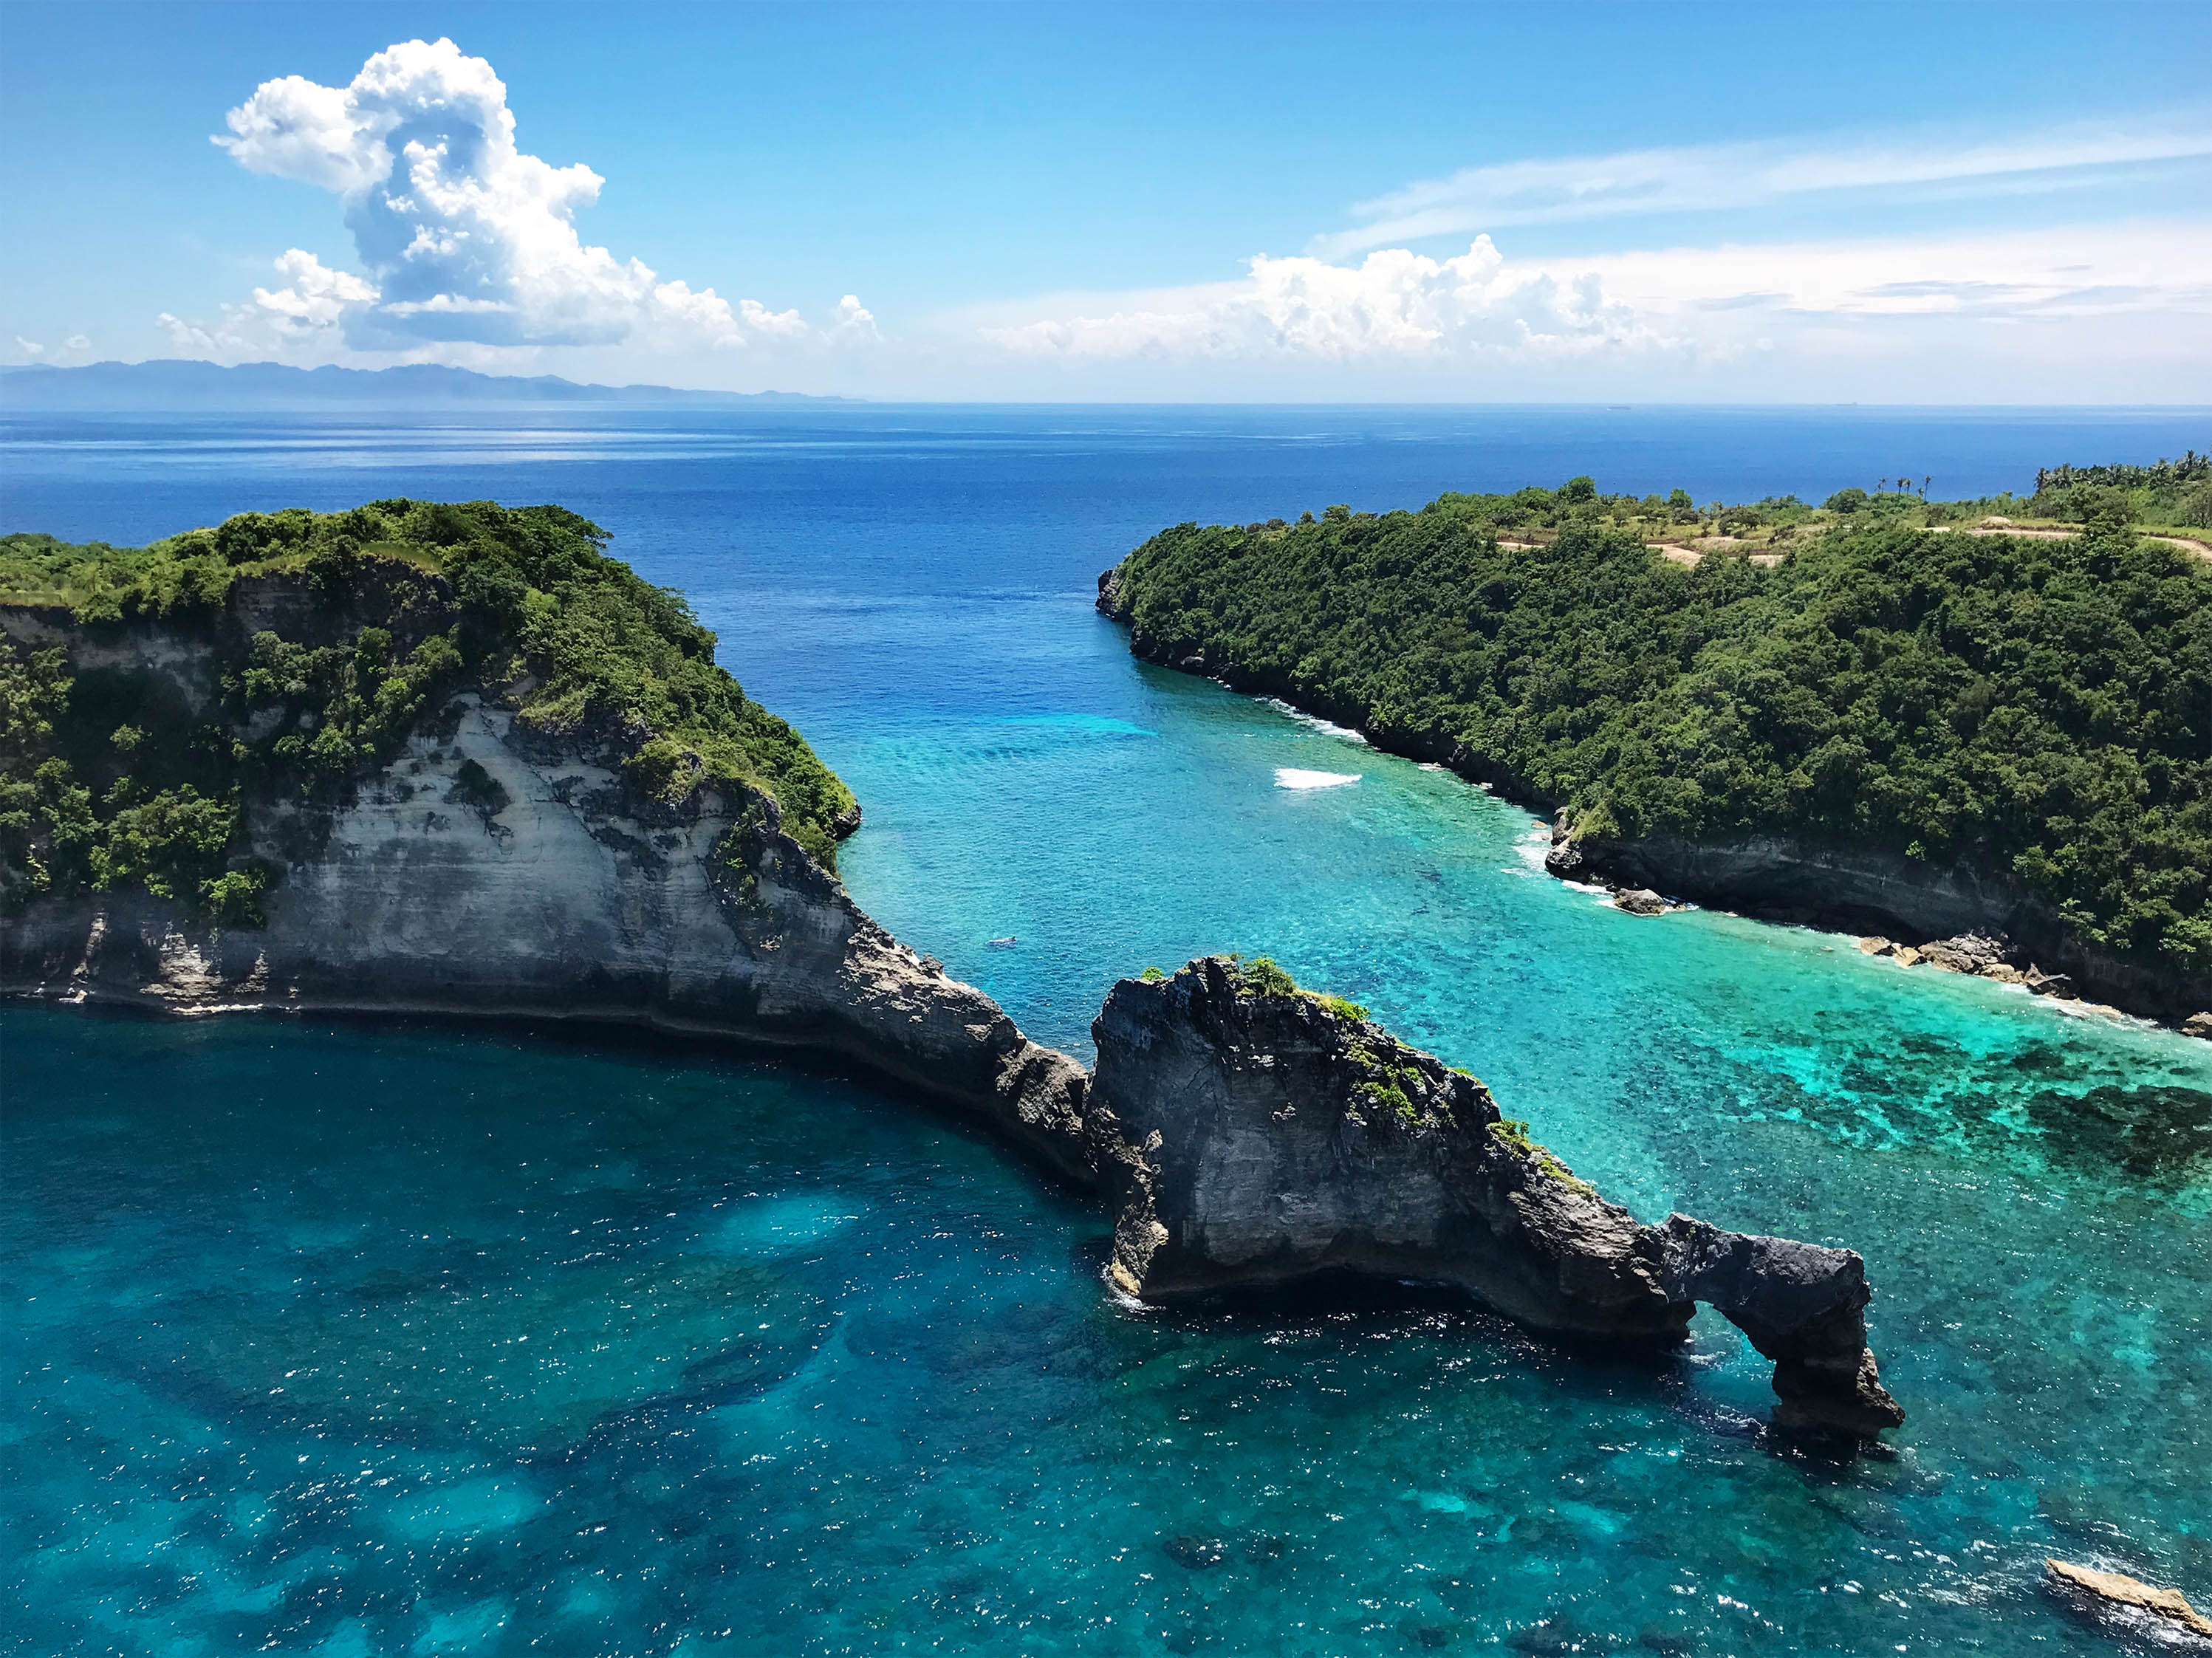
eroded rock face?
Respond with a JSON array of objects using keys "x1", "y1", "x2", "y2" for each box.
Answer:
[
  {"x1": 0, "y1": 646, "x2": 1095, "y2": 1188},
  {"x1": 1091, "y1": 959, "x2": 1903, "y2": 1436},
  {"x1": 1647, "y1": 1216, "x2": 1903, "y2": 1436}
]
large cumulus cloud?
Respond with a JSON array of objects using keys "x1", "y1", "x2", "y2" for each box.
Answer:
[{"x1": 195, "y1": 38, "x2": 847, "y2": 354}]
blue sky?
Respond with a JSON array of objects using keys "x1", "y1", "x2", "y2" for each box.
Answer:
[{"x1": 4, "y1": 0, "x2": 2208, "y2": 400}]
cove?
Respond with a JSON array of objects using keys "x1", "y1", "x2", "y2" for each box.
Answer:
[{"x1": 4, "y1": 406, "x2": 2210, "y2": 1653}]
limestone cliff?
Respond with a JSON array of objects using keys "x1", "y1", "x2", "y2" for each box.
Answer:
[
  {"x1": 1092, "y1": 959, "x2": 1904, "y2": 1436},
  {"x1": 0, "y1": 596, "x2": 1096, "y2": 1186},
  {"x1": 1544, "y1": 819, "x2": 2211, "y2": 1022}
]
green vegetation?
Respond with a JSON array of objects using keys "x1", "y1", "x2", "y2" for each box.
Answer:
[
  {"x1": 1108, "y1": 470, "x2": 2212, "y2": 985},
  {"x1": 1219, "y1": 953, "x2": 1369, "y2": 1021},
  {"x1": 0, "y1": 500, "x2": 855, "y2": 919},
  {"x1": 1345, "y1": 1037, "x2": 1428, "y2": 1126},
  {"x1": 1485, "y1": 1115, "x2": 1591, "y2": 1188},
  {"x1": 2034, "y1": 453, "x2": 2211, "y2": 530},
  {"x1": 1235, "y1": 953, "x2": 1300, "y2": 998}
]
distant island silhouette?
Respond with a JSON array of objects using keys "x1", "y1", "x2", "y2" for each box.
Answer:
[{"x1": 0, "y1": 359, "x2": 860, "y2": 409}]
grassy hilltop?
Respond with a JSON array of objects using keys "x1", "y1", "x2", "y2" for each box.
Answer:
[
  {"x1": 0, "y1": 500, "x2": 855, "y2": 922},
  {"x1": 1104, "y1": 465, "x2": 2212, "y2": 988}
]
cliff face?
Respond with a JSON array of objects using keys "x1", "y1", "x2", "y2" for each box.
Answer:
[
  {"x1": 0, "y1": 603, "x2": 1095, "y2": 1186},
  {"x1": 1091, "y1": 959, "x2": 1904, "y2": 1436},
  {"x1": 1544, "y1": 825, "x2": 2211, "y2": 1021}
]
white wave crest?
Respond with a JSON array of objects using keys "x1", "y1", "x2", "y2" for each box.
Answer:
[
  {"x1": 1276, "y1": 767, "x2": 1362, "y2": 790},
  {"x1": 1261, "y1": 697, "x2": 1369, "y2": 746}
]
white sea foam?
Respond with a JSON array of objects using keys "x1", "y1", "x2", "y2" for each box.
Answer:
[
  {"x1": 1275, "y1": 767, "x2": 1361, "y2": 790},
  {"x1": 1261, "y1": 697, "x2": 1369, "y2": 745}
]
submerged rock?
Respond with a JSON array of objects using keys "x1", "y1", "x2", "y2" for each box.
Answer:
[
  {"x1": 2044, "y1": 1559, "x2": 2212, "y2": 1641},
  {"x1": 1089, "y1": 957, "x2": 1903, "y2": 1436}
]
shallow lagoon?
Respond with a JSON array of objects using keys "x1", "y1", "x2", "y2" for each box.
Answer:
[{"x1": 4, "y1": 406, "x2": 2211, "y2": 1652}]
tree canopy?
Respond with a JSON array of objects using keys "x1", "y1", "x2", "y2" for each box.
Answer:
[{"x1": 1106, "y1": 487, "x2": 2212, "y2": 983}]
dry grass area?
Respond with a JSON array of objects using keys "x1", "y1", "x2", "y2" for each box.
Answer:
[
  {"x1": 1960, "y1": 516, "x2": 2212, "y2": 561},
  {"x1": 2148, "y1": 534, "x2": 2212, "y2": 561},
  {"x1": 1648, "y1": 538, "x2": 1784, "y2": 569}
]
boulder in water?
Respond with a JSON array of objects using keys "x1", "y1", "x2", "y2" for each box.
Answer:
[
  {"x1": 2044, "y1": 1559, "x2": 2212, "y2": 1641},
  {"x1": 1614, "y1": 888, "x2": 1668, "y2": 916},
  {"x1": 1921, "y1": 931, "x2": 2018, "y2": 973}
]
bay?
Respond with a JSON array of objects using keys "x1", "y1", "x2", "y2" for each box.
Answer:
[{"x1": 4, "y1": 404, "x2": 2208, "y2": 1654}]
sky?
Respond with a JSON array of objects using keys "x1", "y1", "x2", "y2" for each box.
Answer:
[{"x1": 3, "y1": 0, "x2": 2209, "y2": 402}]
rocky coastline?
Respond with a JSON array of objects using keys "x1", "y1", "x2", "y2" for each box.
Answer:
[
  {"x1": 1093, "y1": 958, "x2": 1903, "y2": 1436},
  {"x1": 1098, "y1": 571, "x2": 2212, "y2": 1033},
  {"x1": 4, "y1": 588, "x2": 1903, "y2": 1438}
]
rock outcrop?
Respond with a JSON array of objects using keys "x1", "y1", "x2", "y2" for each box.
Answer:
[
  {"x1": 1090, "y1": 958, "x2": 1903, "y2": 1436},
  {"x1": 0, "y1": 604, "x2": 1097, "y2": 1188},
  {"x1": 2045, "y1": 1560, "x2": 2212, "y2": 1642},
  {"x1": 1545, "y1": 817, "x2": 2210, "y2": 1024}
]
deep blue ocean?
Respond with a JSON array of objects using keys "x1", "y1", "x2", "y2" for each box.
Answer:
[{"x1": 4, "y1": 405, "x2": 2209, "y2": 1656}]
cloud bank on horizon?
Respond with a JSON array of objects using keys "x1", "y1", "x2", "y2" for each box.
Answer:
[
  {"x1": 131, "y1": 37, "x2": 2209, "y2": 397},
  {"x1": 161, "y1": 39, "x2": 874, "y2": 363}
]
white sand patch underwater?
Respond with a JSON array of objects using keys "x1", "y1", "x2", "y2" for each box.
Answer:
[{"x1": 1276, "y1": 768, "x2": 1362, "y2": 789}]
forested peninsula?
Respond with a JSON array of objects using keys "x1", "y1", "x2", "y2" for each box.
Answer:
[
  {"x1": 0, "y1": 499, "x2": 1907, "y2": 1436},
  {"x1": 1099, "y1": 468, "x2": 2212, "y2": 1026}
]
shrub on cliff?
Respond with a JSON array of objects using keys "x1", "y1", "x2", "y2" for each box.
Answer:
[{"x1": 1106, "y1": 500, "x2": 2212, "y2": 984}]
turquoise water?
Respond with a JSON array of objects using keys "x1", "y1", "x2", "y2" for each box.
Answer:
[{"x1": 4, "y1": 407, "x2": 2211, "y2": 1653}]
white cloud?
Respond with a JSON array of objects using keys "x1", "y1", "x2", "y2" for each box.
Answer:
[
  {"x1": 1316, "y1": 112, "x2": 2212, "y2": 256},
  {"x1": 964, "y1": 219, "x2": 2212, "y2": 398},
  {"x1": 253, "y1": 248, "x2": 378, "y2": 331},
  {"x1": 15, "y1": 337, "x2": 44, "y2": 357},
  {"x1": 985, "y1": 237, "x2": 1665, "y2": 361},
  {"x1": 64, "y1": 335, "x2": 90, "y2": 351},
  {"x1": 156, "y1": 249, "x2": 378, "y2": 357},
  {"x1": 832, "y1": 295, "x2": 880, "y2": 342},
  {"x1": 191, "y1": 37, "x2": 866, "y2": 358}
]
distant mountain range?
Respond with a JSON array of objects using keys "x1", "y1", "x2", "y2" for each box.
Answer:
[{"x1": 0, "y1": 360, "x2": 860, "y2": 409}]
